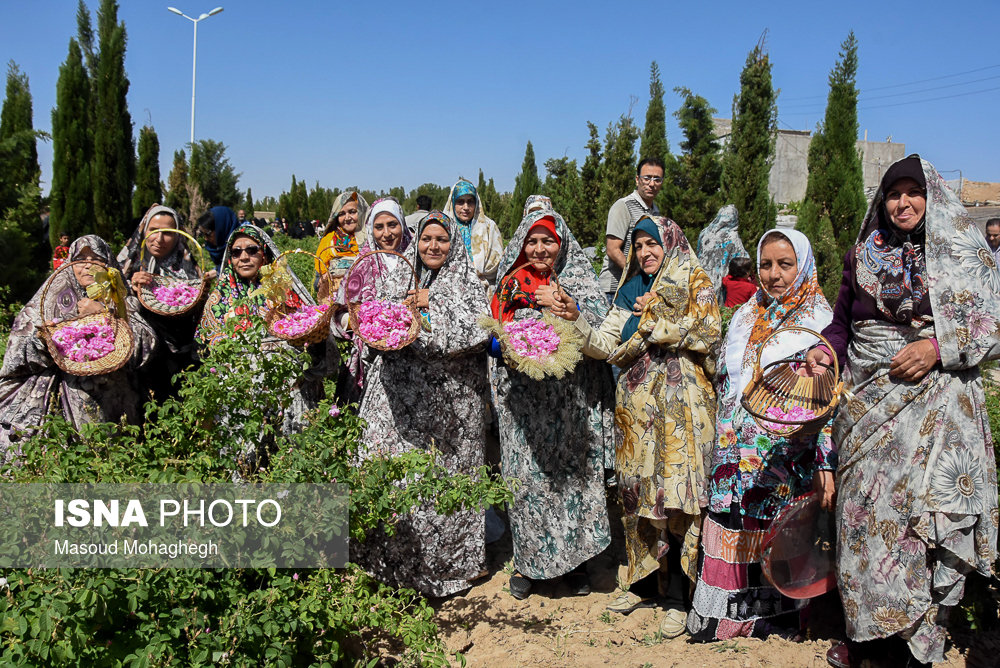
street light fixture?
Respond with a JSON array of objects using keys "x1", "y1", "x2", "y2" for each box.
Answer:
[{"x1": 166, "y1": 6, "x2": 224, "y2": 146}]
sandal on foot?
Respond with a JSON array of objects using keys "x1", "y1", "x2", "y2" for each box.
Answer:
[
  {"x1": 606, "y1": 591, "x2": 656, "y2": 614},
  {"x1": 509, "y1": 574, "x2": 532, "y2": 600}
]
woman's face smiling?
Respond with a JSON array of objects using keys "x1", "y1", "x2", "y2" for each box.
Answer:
[
  {"x1": 229, "y1": 234, "x2": 266, "y2": 280},
  {"x1": 418, "y1": 222, "x2": 450, "y2": 270},
  {"x1": 337, "y1": 201, "x2": 360, "y2": 234},
  {"x1": 758, "y1": 236, "x2": 798, "y2": 298},
  {"x1": 454, "y1": 194, "x2": 476, "y2": 224},
  {"x1": 372, "y1": 212, "x2": 402, "y2": 250},
  {"x1": 633, "y1": 231, "x2": 664, "y2": 276},
  {"x1": 884, "y1": 177, "x2": 926, "y2": 232},
  {"x1": 145, "y1": 213, "x2": 178, "y2": 259},
  {"x1": 523, "y1": 226, "x2": 559, "y2": 271},
  {"x1": 72, "y1": 247, "x2": 100, "y2": 287}
]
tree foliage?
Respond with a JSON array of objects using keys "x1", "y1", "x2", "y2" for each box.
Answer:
[
  {"x1": 132, "y1": 125, "x2": 162, "y2": 218},
  {"x1": 50, "y1": 39, "x2": 93, "y2": 246},
  {"x1": 90, "y1": 0, "x2": 135, "y2": 241},
  {"x1": 639, "y1": 61, "x2": 678, "y2": 214},
  {"x1": 722, "y1": 39, "x2": 778, "y2": 260},
  {"x1": 241, "y1": 187, "x2": 255, "y2": 218},
  {"x1": 798, "y1": 31, "x2": 866, "y2": 299},
  {"x1": 541, "y1": 157, "x2": 586, "y2": 242},
  {"x1": 671, "y1": 87, "x2": 723, "y2": 238},
  {"x1": 597, "y1": 114, "x2": 639, "y2": 231},
  {"x1": 579, "y1": 121, "x2": 603, "y2": 247},
  {"x1": 188, "y1": 139, "x2": 241, "y2": 209},
  {"x1": 164, "y1": 149, "x2": 189, "y2": 218},
  {"x1": 507, "y1": 141, "x2": 542, "y2": 234}
]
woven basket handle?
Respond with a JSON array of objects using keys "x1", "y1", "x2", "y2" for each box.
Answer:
[
  {"x1": 344, "y1": 249, "x2": 419, "y2": 301},
  {"x1": 140, "y1": 228, "x2": 207, "y2": 275},
  {"x1": 39, "y1": 259, "x2": 122, "y2": 326},
  {"x1": 753, "y1": 325, "x2": 839, "y2": 388},
  {"x1": 496, "y1": 261, "x2": 562, "y2": 310}
]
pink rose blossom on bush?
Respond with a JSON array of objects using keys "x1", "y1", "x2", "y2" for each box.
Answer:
[
  {"x1": 328, "y1": 404, "x2": 341, "y2": 418},
  {"x1": 51, "y1": 321, "x2": 116, "y2": 362},
  {"x1": 152, "y1": 282, "x2": 200, "y2": 307},
  {"x1": 356, "y1": 300, "x2": 412, "y2": 346},
  {"x1": 272, "y1": 304, "x2": 330, "y2": 338},
  {"x1": 504, "y1": 319, "x2": 560, "y2": 361}
]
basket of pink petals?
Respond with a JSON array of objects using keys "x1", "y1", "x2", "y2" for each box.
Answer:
[
  {"x1": 741, "y1": 326, "x2": 843, "y2": 438},
  {"x1": 263, "y1": 249, "x2": 334, "y2": 346},
  {"x1": 478, "y1": 262, "x2": 583, "y2": 381},
  {"x1": 136, "y1": 228, "x2": 209, "y2": 316},
  {"x1": 345, "y1": 250, "x2": 422, "y2": 351},
  {"x1": 37, "y1": 260, "x2": 134, "y2": 376}
]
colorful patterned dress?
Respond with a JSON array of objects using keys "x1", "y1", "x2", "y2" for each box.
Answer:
[{"x1": 687, "y1": 228, "x2": 835, "y2": 641}]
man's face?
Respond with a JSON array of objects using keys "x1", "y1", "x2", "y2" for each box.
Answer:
[
  {"x1": 635, "y1": 164, "x2": 664, "y2": 203},
  {"x1": 986, "y1": 223, "x2": 1000, "y2": 251},
  {"x1": 238, "y1": 210, "x2": 246, "y2": 221}
]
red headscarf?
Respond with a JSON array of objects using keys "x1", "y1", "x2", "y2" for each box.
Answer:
[{"x1": 490, "y1": 216, "x2": 561, "y2": 322}]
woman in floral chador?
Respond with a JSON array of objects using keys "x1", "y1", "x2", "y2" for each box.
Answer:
[
  {"x1": 118, "y1": 204, "x2": 203, "y2": 398},
  {"x1": 442, "y1": 179, "x2": 503, "y2": 287},
  {"x1": 331, "y1": 198, "x2": 413, "y2": 403},
  {"x1": 352, "y1": 211, "x2": 492, "y2": 597},
  {"x1": 555, "y1": 215, "x2": 720, "y2": 638},
  {"x1": 0, "y1": 236, "x2": 157, "y2": 463},
  {"x1": 686, "y1": 229, "x2": 835, "y2": 642},
  {"x1": 804, "y1": 155, "x2": 999, "y2": 667},
  {"x1": 489, "y1": 207, "x2": 614, "y2": 600}
]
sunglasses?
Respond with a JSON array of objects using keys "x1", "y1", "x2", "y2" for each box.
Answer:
[{"x1": 230, "y1": 245, "x2": 262, "y2": 258}]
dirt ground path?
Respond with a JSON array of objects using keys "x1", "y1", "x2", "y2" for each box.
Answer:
[{"x1": 433, "y1": 510, "x2": 974, "y2": 668}]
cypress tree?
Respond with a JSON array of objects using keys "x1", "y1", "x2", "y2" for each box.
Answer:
[
  {"x1": 798, "y1": 32, "x2": 866, "y2": 298},
  {"x1": 242, "y1": 187, "x2": 255, "y2": 218},
  {"x1": 671, "y1": 87, "x2": 723, "y2": 237},
  {"x1": 0, "y1": 62, "x2": 40, "y2": 215},
  {"x1": 476, "y1": 170, "x2": 502, "y2": 222},
  {"x1": 541, "y1": 157, "x2": 585, "y2": 241},
  {"x1": 639, "y1": 61, "x2": 678, "y2": 213},
  {"x1": 0, "y1": 61, "x2": 44, "y2": 281},
  {"x1": 580, "y1": 121, "x2": 603, "y2": 245},
  {"x1": 188, "y1": 139, "x2": 241, "y2": 208},
  {"x1": 91, "y1": 0, "x2": 135, "y2": 241},
  {"x1": 132, "y1": 125, "x2": 162, "y2": 218},
  {"x1": 596, "y1": 114, "x2": 639, "y2": 229},
  {"x1": 508, "y1": 141, "x2": 542, "y2": 234},
  {"x1": 164, "y1": 149, "x2": 189, "y2": 215},
  {"x1": 722, "y1": 39, "x2": 778, "y2": 259},
  {"x1": 50, "y1": 39, "x2": 94, "y2": 246}
]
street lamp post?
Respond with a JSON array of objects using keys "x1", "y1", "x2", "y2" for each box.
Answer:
[{"x1": 166, "y1": 6, "x2": 224, "y2": 146}]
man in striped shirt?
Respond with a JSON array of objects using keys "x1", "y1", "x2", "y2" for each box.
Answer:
[{"x1": 598, "y1": 157, "x2": 665, "y2": 302}]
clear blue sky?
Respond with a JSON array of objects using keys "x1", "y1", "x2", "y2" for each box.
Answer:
[{"x1": 2, "y1": 0, "x2": 998, "y2": 201}]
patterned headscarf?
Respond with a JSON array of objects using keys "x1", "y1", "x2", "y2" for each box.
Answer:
[
  {"x1": 614, "y1": 217, "x2": 662, "y2": 341},
  {"x1": 490, "y1": 215, "x2": 562, "y2": 323},
  {"x1": 447, "y1": 179, "x2": 478, "y2": 254},
  {"x1": 196, "y1": 223, "x2": 313, "y2": 345},
  {"x1": 522, "y1": 195, "x2": 553, "y2": 218},
  {"x1": 325, "y1": 191, "x2": 370, "y2": 238},
  {"x1": 442, "y1": 178, "x2": 503, "y2": 286},
  {"x1": 494, "y1": 207, "x2": 607, "y2": 328},
  {"x1": 117, "y1": 204, "x2": 200, "y2": 281},
  {"x1": 722, "y1": 228, "x2": 833, "y2": 405},
  {"x1": 696, "y1": 204, "x2": 749, "y2": 292},
  {"x1": 41, "y1": 235, "x2": 122, "y2": 322},
  {"x1": 854, "y1": 155, "x2": 930, "y2": 327}
]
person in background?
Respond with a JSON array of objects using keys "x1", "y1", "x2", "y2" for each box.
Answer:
[
  {"x1": 198, "y1": 206, "x2": 241, "y2": 274},
  {"x1": 237, "y1": 209, "x2": 247, "y2": 224},
  {"x1": 984, "y1": 217, "x2": 1000, "y2": 265},
  {"x1": 442, "y1": 179, "x2": 503, "y2": 288},
  {"x1": 598, "y1": 158, "x2": 664, "y2": 303},
  {"x1": 722, "y1": 256, "x2": 757, "y2": 307},
  {"x1": 404, "y1": 194, "x2": 433, "y2": 235},
  {"x1": 52, "y1": 233, "x2": 70, "y2": 270}
]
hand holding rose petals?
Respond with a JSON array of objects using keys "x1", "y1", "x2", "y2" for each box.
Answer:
[
  {"x1": 356, "y1": 300, "x2": 413, "y2": 347},
  {"x1": 152, "y1": 282, "x2": 200, "y2": 307},
  {"x1": 272, "y1": 304, "x2": 330, "y2": 338},
  {"x1": 51, "y1": 321, "x2": 116, "y2": 362},
  {"x1": 504, "y1": 319, "x2": 561, "y2": 361}
]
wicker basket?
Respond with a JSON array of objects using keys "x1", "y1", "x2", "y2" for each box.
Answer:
[
  {"x1": 481, "y1": 261, "x2": 583, "y2": 380},
  {"x1": 740, "y1": 326, "x2": 843, "y2": 438},
  {"x1": 345, "y1": 250, "x2": 421, "y2": 351},
  {"x1": 135, "y1": 228, "x2": 209, "y2": 317},
  {"x1": 263, "y1": 249, "x2": 334, "y2": 346},
  {"x1": 36, "y1": 260, "x2": 135, "y2": 377}
]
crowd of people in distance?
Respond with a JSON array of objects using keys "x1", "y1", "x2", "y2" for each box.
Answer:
[{"x1": 4, "y1": 154, "x2": 1000, "y2": 667}]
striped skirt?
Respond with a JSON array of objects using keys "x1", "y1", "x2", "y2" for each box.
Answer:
[{"x1": 687, "y1": 510, "x2": 806, "y2": 641}]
